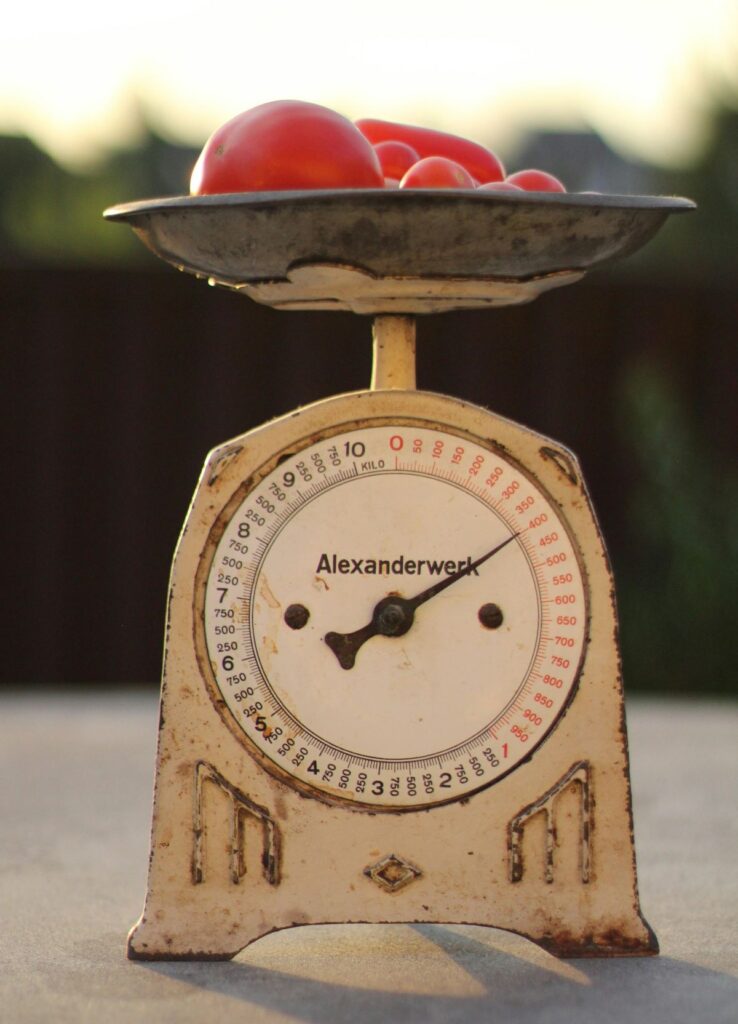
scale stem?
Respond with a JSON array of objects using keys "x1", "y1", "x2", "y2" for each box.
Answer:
[{"x1": 370, "y1": 316, "x2": 416, "y2": 391}]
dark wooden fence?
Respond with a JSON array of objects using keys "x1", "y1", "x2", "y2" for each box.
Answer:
[{"x1": 3, "y1": 266, "x2": 735, "y2": 690}]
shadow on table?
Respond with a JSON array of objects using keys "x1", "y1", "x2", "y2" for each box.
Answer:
[{"x1": 135, "y1": 923, "x2": 738, "y2": 1024}]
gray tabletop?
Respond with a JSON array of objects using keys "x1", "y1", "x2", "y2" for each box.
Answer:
[{"x1": 1, "y1": 692, "x2": 736, "y2": 1023}]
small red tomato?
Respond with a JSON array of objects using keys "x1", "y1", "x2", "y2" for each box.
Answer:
[
  {"x1": 400, "y1": 157, "x2": 476, "y2": 190},
  {"x1": 505, "y1": 169, "x2": 566, "y2": 193},
  {"x1": 190, "y1": 100, "x2": 384, "y2": 195},
  {"x1": 357, "y1": 118, "x2": 505, "y2": 183},
  {"x1": 373, "y1": 140, "x2": 420, "y2": 181},
  {"x1": 477, "y1": 181, "x2": 524, "y2": 192}
]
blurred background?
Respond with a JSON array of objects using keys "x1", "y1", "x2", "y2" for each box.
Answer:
[{"x1": 2, "y1": 0, "x2": 736, "y2": 695}]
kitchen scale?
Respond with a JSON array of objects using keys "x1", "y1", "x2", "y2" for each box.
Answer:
[{"x1": 106, "y1": 187, "x2": 693, "y2": 960}]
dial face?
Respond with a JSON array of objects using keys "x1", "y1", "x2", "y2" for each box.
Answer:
[{"x1": 200, "y1": 421, "x2": 587, "y2": 810}]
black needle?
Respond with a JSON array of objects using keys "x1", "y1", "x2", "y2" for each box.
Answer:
[{"x1": 324, "y1": 532, "x2": 519, "y2": 670}]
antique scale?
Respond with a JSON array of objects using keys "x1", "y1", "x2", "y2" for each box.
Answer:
[{"x1": 106, "y1": 187, "x2": 693, "y2": 960}]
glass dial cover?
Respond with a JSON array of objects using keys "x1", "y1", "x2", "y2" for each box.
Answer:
[{"x1": 200, "y1": 422, "x2": 587, "y2": 810}]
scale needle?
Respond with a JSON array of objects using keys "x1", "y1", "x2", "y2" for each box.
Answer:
[{"x1": 324, "y1": 532, "x2": 519, "y2": 670}]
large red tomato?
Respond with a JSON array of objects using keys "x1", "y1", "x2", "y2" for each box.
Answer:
[
  {"x1": 356, "y1": 118, "x2": 505, "y2": 184},
  {"x1": 190, "y1": 100, "x2": 384, "y2": 194}
]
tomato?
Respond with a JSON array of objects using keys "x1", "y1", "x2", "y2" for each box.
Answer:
[
  {"x1": 357, "y1": 118, "x2": 504, "y2": 184},
  {"x1": 477, "y1": 181, "x2": 524, "y2": 192},
  {"x1": 190, "y1": 100, "x2": 384, "y2": 195},
  {"x1": 400, "y1": 157, "x2": 476, "y2": 190},
  {"x1": 373, "y1": 140, "x2": 420, "y2": 181},
  {"x1": 505, "y1": 169, "x2": 566, "y2": 193}
]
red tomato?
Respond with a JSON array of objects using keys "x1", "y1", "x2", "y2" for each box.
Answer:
[
  {"x1": 190, "y1": 100, "x2": 384, "y2": 194},
  {"x1": 505, "y1": 169, "x2": 566, "y2": 193},
  {"x1": 400, "y1": 157, "x2": 476, "y2": 190},
  {"x1": 373, "y1": 140, "x2": 420, "y2": 181},
  {"x1": 477, "y1": 181, "x2": 523, "y2": 192},
  {"x1": 357, "y1": 118, "x2": 504, "y2": 184}
]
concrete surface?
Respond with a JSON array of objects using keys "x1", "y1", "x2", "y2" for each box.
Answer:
[{"x1": 0, "y1": 692, "x2": 736, "y2": 1023}]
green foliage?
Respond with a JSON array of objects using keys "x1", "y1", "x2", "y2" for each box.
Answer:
[
  {"x1": 617, "y1": 359, "x2": 738, "y2": 694},
  {"x1": 0, "y1": 127, "x2": 197, "y2": 266},
  {"x1": 620, "y1": 99, "x2": 738, "y2": 282}
]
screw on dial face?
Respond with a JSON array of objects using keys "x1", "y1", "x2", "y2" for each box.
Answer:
[
  {"x1": 201, "y1": 422, "x2": 587, "y2": 810},
  {"x1": 284, "y1": 603, "x2": 310, "y2": 630},
  {"x1": 479, "y1": 603, "x2": 504, "y2": 629}
]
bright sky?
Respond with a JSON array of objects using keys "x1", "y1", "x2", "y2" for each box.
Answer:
[{"x1": 1, "y1": 0, "x2": 736, "y2": 169}]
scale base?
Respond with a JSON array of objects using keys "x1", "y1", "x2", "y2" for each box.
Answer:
[
  {"x1": 129, "y1": 806, "x2": 657, "y2": 961},
  {"x1": 129, "y1": 911, "x2": 656, "y2": 963},
  {"x1": 128, "y1": 388, "x2": 656, "y2": 962},
  {"x1": 129, "y1": 933, "x2": 656, "y2": 963}
]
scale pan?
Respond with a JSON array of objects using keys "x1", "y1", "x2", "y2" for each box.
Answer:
[{"x1": 105, "y1": 190, "x2": 694, "y2": 313}]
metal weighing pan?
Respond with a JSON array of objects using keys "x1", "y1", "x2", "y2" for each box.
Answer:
[{"x1": 105, "y1": 190, "x2": 694, "y2": 313}]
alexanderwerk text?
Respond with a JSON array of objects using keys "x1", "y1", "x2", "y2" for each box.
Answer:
[{"x1": 315, "y1": 553, "x2": 480, "y2": 577}]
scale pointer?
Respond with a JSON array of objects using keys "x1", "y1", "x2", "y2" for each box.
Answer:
[{"x1": 324, "y1": 532, "x2": 519, "y2": 670}]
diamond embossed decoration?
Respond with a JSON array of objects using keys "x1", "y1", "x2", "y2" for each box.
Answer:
[{"x1": 364, "y1": 853, "x2": 422, "y2": 893}]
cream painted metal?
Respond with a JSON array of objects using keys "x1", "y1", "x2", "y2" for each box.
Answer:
[
  {"x1": 371, "y1": 316, "x2": 416, "y2": 389},
  {"x1": 233, "y1": 263, "x2": 586, "y2": 313},
  {"x1": 128, "y1": 321, "x2": 655, "y2": 960}
]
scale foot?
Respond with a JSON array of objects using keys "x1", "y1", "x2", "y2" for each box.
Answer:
[
  {"x1": 127, "y1": 917, "x2": 255, "y2": 962},
  {"x1": 532, "y1": 921, "x2": 659, "y2": 959},
  {"x1": 128, "y1": 944, "x2": 236, "y2": 962}
]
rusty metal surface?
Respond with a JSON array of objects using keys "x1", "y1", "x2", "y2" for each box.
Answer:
[
  {"x1": 104, "y1": 191, "x2": 694, "y2": 299},
  {"x1": 126, "y1": 389, "x2": 655, "y2": 961}
]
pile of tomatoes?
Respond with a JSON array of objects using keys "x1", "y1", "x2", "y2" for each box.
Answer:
[{"x1": 190, "y1": 100, "x2": 566, "y2": 196}]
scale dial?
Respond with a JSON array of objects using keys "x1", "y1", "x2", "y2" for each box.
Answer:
[{"x1": 199, "y1": 420, "x2": 587, "y2": 810}]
